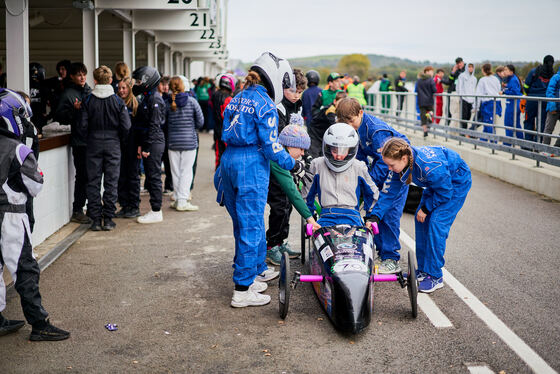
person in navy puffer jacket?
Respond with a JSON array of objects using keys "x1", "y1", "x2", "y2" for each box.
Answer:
[
  {"x1": 523, "y1": 55, "x2": 554, "y2": 143},
  {"x1": 167, "y1": 76, "x2": 204, "y2": 212},
  {"x1": 220, "y1": 52, "x2": 297, "y2": 308}
]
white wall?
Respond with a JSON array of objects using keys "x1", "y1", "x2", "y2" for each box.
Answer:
[{"x1": 32, "y1": 145, "x2": 74, "y2": 246}]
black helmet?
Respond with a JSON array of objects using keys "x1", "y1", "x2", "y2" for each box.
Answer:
[
  {"x1": 29, "y1": 62, "x2": 46, "y2": 82},
  {"x1": 132, "y1": 66, "x2": 161, "y2": 96},
  {"x1": 305, "y1": 70, "x2": 320, "y2": 86}
]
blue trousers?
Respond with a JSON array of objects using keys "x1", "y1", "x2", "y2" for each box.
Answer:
[
  {"x1": 317, "y1": 207, "x2": 363, "y2": 227},
  {"x1": 375, "y1": 184, "x2": 409, "y2": 262},
  {"x1": 415, "y1": 178, "x2": 471, "y2": 279},
  {"x1": 504, "y1": 99, "x2": 523, "y2": 146},
  {"x1": 479, "y1": 101, "x2": 502, "y2": 143},
  {"x1": 221, "y1": 146, "x2": 270, "y2": 287}
]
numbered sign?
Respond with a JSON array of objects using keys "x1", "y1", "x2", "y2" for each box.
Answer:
[
  {"x1": 96, "y1": 0, "x2": 197, "y2": 10},
  {"x1": 133, "y1": 10, "x2": 210, "y2": 31}
]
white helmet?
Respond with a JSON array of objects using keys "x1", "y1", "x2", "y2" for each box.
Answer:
[
  {"x1": 251, "y1": 52, "x2": 295, "y2": 104},
  {"x1": 322, "y1": 123, "x2": 359, "y2": 172},
  {"x1": 177, "y1": 75, "x2": 190, "y2": 92}
]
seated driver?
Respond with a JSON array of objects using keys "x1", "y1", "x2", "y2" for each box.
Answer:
[{"x1": 305, "y1": 123, "x2": 379, "y2": 229}]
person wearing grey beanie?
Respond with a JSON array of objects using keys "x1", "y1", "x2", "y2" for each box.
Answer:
[{"x1": 266, "y1": 117, "x2": 318, "y2": 265}]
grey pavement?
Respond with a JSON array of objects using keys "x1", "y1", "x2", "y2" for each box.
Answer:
[{"x1": 0, "y1": 132, "x2": 558, "y2": 373}]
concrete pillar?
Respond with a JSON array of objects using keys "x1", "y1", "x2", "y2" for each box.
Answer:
[
  {"x1": 154, "y1": 42, "x2": 160, "y2": 71},
  {"x1": 82, "y1": 8, "x2": 100, "y2": 87},
  {"x1": 164, "y1": 48, "x2": 171, "y2": 76},
  {"x1": 5, "y1": 0, "x2": 29, "y2": 93},
  {"x1": 174, "y1": 53, "x2": 182, "y2": 76},
  {"x1": 131, "y1": 31, "x2": 138, "y2": 71},
  {"x1": 122, "y1": 23, "x2": 133, "y2": 69},
  {"x1": 147, "y1": 40, "x2": 155, "y2": 67},
  {"x1": 184, "y1": 57, "x2": 191, "y2": 79}
]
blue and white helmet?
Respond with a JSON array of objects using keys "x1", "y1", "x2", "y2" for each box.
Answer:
[{"x1": 0, "y1": 88, "x2": 33, "y2": 138}]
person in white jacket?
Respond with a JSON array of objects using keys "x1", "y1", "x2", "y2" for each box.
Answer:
[
  {"x1": 456, "y1": 63, "x2": 477, "y2": 130},
  {"x1": 471, "y1": 63, "x2": 502, "y2": 141}
]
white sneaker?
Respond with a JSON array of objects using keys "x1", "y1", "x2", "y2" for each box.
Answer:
[
  {"x1": 231, "y1": 289, "x2": 271, "y2": 308},
  {"x1": 170, "y1": 200, "x2": 177, "y2": 209},
  {"x1": 137, "y1": 210, "x2": 163, "y2": 224},
  {"x1": 176, "y1": 200, "x2": 199, "y2": 211},
  {"x1": 249, "y1": 280, "x2": 268, "y2": 293},
  {"x1": 256, "y1": 268, "x2": 279, "y2": 282}
]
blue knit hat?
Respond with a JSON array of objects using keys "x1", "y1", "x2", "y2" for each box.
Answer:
[{"x1": 279, "y1": 124, "x2": 310, "y2": 150}]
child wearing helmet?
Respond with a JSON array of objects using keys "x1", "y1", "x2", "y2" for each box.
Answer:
[
  {"x1": 336, "y1": 97, "x2": 410, "y2": 275},
  {"x1": 220, "y1": 52, "x2": 298, "y2": 308},
  {"x1": 305, "y1": 123, "x2": 379, "y2": 230},
  {"x1": 0, "y1": 88, "x2": 70, "y2": 341},
  {"x1": 381, "y1": 138, "x2": 472, "y2": 293},
  {"x1": 132, "y1": 66, "x2": 167, "y2": 224}
]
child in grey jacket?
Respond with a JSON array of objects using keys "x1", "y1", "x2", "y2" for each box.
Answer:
[{"x1": 306, "y1": 123, "x2": 379, "y2": 229}]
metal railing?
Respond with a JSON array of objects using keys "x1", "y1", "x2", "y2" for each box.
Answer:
[{"x1": 365, "y1": 91, "x2": 560, "y2": 167}]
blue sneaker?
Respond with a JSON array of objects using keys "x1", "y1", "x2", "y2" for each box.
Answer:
[
  {"x1": 280, "y1": 242, "x2": 300, "y2": 259},
  {"x1": 418, "y1": 276, "x2": 443, "y2": 293},
  {"x1": 416, "y1": 270, "x2": 428, "y2": 282}
]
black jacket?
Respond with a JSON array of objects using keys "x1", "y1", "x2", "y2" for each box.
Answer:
[
  {"x1": 136, "y1": 91, "x2": 166, "y2": 152},
  {"x1": 54, "y1": 82, "x2": 92, "y2": 146},
  {"x1": 416, "y1": 74, "x2": 437, "y2": 107},
  {"x1": 78, "y1": 84, "x2": 131, "y2": 144},
  {"x1": 277, "y1": 97, "x2": 302, "y2": 132},
  {"x1": 442, "y1": 67, "x2": 465, "y2": 93}
]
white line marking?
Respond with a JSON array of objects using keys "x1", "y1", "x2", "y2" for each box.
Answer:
[
  {"x1": 417, "y1": 293, "x2": 453, "y2": 328},
  {"x1": 466, "y1": 365, "x2": 495, "y2": 374},
  {"x1": 400, "y1": 230, "x2": 558, "y2": 374}
]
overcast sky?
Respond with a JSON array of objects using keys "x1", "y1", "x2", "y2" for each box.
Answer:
[{"x1": 226, "y1": 0, "x2": 558, "y2": 64}]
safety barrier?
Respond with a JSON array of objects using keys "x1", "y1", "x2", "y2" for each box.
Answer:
[{"x1": 365, "y1": 91, "x2": 560, "y2": 167}]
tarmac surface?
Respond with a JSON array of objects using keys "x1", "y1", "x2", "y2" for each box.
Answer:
[{"x1": 1, "y1": 132, "x2": 559, "y2": 373}]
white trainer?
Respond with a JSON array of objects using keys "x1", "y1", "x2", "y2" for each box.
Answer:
[
  {"x1": 170, "y1": 200, "x2": 178, "y2": 209},
  {"x1": 249, "y1": 280, "x2": 268, "y2": 293},
  {"x1": 176, "y1": 200, "x2": 199, "y2": 211},
  {"x1": 256, "y1": 268, "x2": 279, "y2": 282},
  {"x1": 231, "y1": 289, "x2": 271, "y2": 308},
  {"x1": 137, "y1": 210, "x2": 163, "y2": 224}
]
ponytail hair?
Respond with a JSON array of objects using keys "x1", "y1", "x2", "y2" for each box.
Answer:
[
  {"x1": 243, "y1": 70, "x2": 262, "y2": 88},
  {"x1": 169, "y1": 76, "x2": 185, "y2": 112},
  {"x1": 381, "y1": 138, "x2": 413, "y2": 184}
]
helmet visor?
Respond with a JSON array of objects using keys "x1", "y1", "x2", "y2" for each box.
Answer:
[{"x1": 323, "y1": 143, "x2": 357, "y2": 170}]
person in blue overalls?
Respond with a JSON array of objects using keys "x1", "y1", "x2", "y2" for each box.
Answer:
[
  {"x1": 502, "y1": 64, "x2": 523, "y2": 146},
  {"x1": 220, "y1": 52, "x2": 300, "y2": 308},
  {"x1": 381, "y1": 138, "x2": 472, "y2": 293},
  {"x1": 336, "y1": 97, "x2": 410, "y2": 275}
]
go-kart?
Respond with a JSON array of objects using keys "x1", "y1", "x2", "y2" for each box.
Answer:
[{"x1": 280, "y1": 222, "x2": 418, "y2": 334}]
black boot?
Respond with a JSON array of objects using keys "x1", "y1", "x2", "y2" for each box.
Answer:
[
  {"x1": 102, "y1": 217, "x2": 116, "y2": 231},
  {"x1": 90, "y1": 219, "x2": 102, "y2": 231},
  {"x1": 30, "y1": 319, "x2": 70, "y2": 341},
  {"x1": 71, "y1": 211, "x2": 92, "y2": 224},
  {"x1": 123, "y1": 207, "x2": 140, "y2": 218},
  {"x1": 115, "y1": 207, "x2": 127, "y2": 218},
  {"x1": 0, "y1": 313, "x2": 25, "y2": 336}
]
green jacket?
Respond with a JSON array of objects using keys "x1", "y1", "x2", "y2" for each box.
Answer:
[{"x1": 270, "y1": 161, "x2": 312, "y2": 219}]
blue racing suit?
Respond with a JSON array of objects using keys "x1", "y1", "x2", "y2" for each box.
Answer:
[
  {"x1": 221, "y1": 84, "x2": 295, "y2": 287},
  {"x1": 356, "y1": 113, "x2": 409, "y2": 261},
  {"x1": 503, "y1": 75, "x2": 523, "y2": 145},
  {"x1": 401, "y1": 146, "x2": 472, "y2": 279}
]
